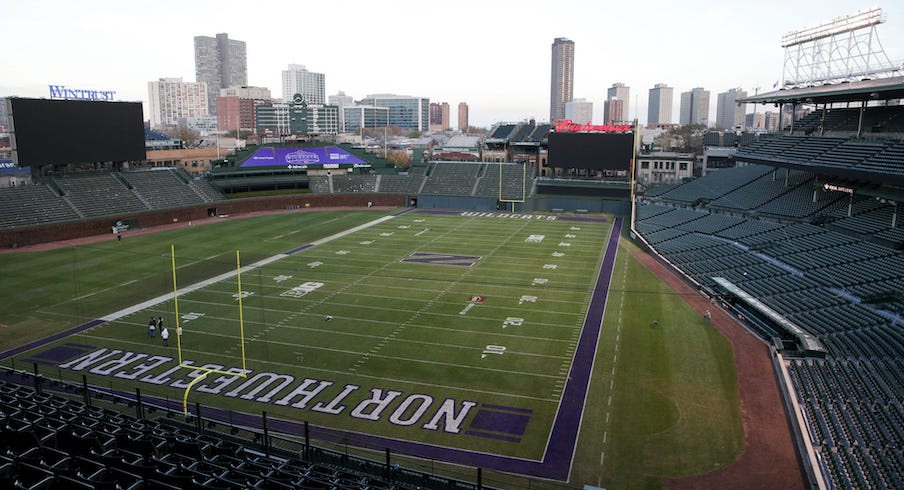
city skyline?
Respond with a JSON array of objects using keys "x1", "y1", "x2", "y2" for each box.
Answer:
[{"x1": 3, "y1": 0, "x2": 903, "y2": 129}]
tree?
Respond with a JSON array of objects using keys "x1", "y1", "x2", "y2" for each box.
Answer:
[
  {"x1": 659, "y1": 124, "x2": 705, "y2": 154},
  {"x1": 225, "y1": 129, "x2": 253, "y2": 139},
  {"x1": 387, "y1": 150, "x2": 410, "y2": 169},
  {"x1": 163, "y1": 124, "x2": 200, "y2": 147},
  {"x1": 405, "y1": 130, "x2": 422, "y2": 139}
]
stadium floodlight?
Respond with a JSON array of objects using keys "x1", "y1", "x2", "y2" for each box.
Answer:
[
  {"x1": 781, "y1": 7, "x2": 883, "y2": 47},
  {"x1": 781, "y1": 7, "x2": 902, "y2": 88}
]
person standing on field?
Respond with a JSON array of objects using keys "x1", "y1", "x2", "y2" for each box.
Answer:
[{"x1": 161, "y1": 327, "x2": 169, "y2": 347}]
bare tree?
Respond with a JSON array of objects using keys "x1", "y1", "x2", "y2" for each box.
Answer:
[
  {"x1": 163, "y1": 124, "x2": 201, "y2": 147},
  {"x1": 387, "y1": 150, "x2": 410, "y2": 169}
]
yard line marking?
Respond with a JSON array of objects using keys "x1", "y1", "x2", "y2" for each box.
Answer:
[
  {"x1": 73, "y1": 291, "x2": 98, "y2": 301},
  {"x1": 271, "y1": 229, "x2": 302, "y2": 240}
]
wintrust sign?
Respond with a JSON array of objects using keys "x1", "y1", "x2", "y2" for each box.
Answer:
[{"x1": 48, "y1": 85, "x2": 117, "y2": 101}]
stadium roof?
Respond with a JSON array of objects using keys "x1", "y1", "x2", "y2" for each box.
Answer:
[
  {"x1": 738, "y1": 76, "x2": 904, "y2": 105},
  {"x1": 443, "y1": 135, "x2": 481, "y2": 148}
]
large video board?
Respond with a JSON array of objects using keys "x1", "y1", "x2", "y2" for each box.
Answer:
[
  {"x1": 10, "y1": 98, "x2": 146, "y2": 165},
  {"x1": 547, "y1": 132, "x2": 634, "y2": 170}
]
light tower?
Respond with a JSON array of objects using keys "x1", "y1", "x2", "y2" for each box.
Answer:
[{"x1": 781, "y1": 7, "x2": 902, "y2": 87}]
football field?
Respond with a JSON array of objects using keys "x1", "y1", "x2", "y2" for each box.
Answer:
[{"x1": 4, "y1": 209, "x2": 619, "y2": 479}]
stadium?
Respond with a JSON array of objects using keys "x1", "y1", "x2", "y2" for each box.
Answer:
[{"x1": 0, "y1": 11, "x2": 903, "y2": 490}]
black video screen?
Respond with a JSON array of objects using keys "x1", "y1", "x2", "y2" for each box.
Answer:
[
  {"x1": 547, "y1": 132, "x2": 634, "y2": 169},
  {"x1": 10, "y1": 98, "x2": 146, "y2": 165}
]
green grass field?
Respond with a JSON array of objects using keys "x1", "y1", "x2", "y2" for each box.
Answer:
[{"x1": 0, "y1": 209, "x2": 743, "y2": 487}]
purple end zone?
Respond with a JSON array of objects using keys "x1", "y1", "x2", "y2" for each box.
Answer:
[
  {"x1": 0, "y1": 319, "x2": 106, "y2": 361},
  {"x1": 482, "y1": 403, "x2": 534, "y2": 414},
  {"x1": 470, "y1": 410, "x2": 531, "y2": 435},
  {"x1": 415, "y1": 209, "x2": 461, "y2": 216},
  {"x1": 465, "y1": 430, "x2": 523, "y2": 443}
]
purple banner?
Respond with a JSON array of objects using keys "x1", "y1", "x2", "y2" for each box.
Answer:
[{"x1": 240, "y1": 146, "x2": 368, "y2": 168}]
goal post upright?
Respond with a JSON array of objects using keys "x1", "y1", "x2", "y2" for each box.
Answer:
[
  {"x1": 236, "y1": 250, "x2": 248, "y2": 375},
  {"x1": 498, "y1": 161, "x2": 528, "y2": 211},
  {"x1": 170, "y1": 245, "x2": 249, "y2": 414},
  {"x1": 170, "y1": 244, "x2": 183, "y2": 365}
]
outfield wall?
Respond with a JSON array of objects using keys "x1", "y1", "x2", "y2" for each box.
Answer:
[
  {"x1": 0, "y1": 193, "x2": 407, "y2": 249},
  {"x1": 524, "y1": 197, "x2": 630, "y2": 215},
  {"x1": 417, "y1": 195, "x2": 497, "y2": 211}
]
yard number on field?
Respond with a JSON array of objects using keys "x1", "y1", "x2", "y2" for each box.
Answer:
[
  {"x1": 481, "y1": 345, "x2": 506, "y2": 359},
  {"x1": 181, "y1": 312, "x2": 205, "y2": 323},
  {"x1": 502, "y1": 317, "x2": 523, "y2": 328}
]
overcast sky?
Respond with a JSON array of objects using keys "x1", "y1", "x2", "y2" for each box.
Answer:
[{"x1": 3, "y1": 0, "x2": 903, "y2": 128}]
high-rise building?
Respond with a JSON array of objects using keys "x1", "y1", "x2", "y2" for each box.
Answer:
[
  {"x1": 716, "y1": 88, "x2": 748, "y2": 130},
  {"x1": 216, "y1": 86, "x2": 271, "y2": 135},
  {"x1": 648, "y1": 83, "x2": 673, "y2": 125},
  {"x1": 745, "y1": 112, "x2": 765, "y2": 131},
  {"x1": 549, "y1": 37, "x2": 575, "y2": 122},
  {"x1": 194, "y1": 33, "x2": 247, "y2": 116},
  {"x1": 358, "y1": 94, "x2": 430, "y2": 132},
  {"x1": 329, "y1": 91, "x2": 355, "y2": 132},
  {"x1": 147, "y1": 78, "x2": 209, "y2": 128},
  {"x1": 565, "y1": 98, "x2": 593, "y2": 124},
  {"x1": 221, "y1": 86, "x2": 271, "y2": 99},
  {"x1": 763, "y1": 111, "x2": 780, "y2": 132},
  {"x1": 679, "y1": 87, "x2": 711, "y2": 126},
  {"x1": 606, "y1": 83, "x2": 630, "y2": 121},
  {"x1": 281, "y1": 65, "x2": 326, "y2": 106},
  {"x1": 343, "y1": 106, "x2": 390, "y2": 133},
  {"x1": 429, "y1": 102, "x2": 450, "y2": 132},
  {"x1": 458, "y1": 102, "x2": 469, "y2": 132},
  {"x1": 603, "y1": 98, "x2": 625, "y2": 125},
  {"x1": 0, "y1": 98, "x2": 9, "y2": 133}
]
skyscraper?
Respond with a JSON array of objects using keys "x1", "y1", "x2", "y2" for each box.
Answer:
[
  {"x1": 549, "y1": 37, "x2": 575, "y2": 122},
  {"x1": 329, "y1": 91, "x2": 355, "y2": 132},
  {"x1": 716, "y1": 88, "x2": 748, "y2": 130},
  {"x1": 606, "y1": 83, "x2": 630, "y2": 121},
  {"x1": 148, "y1": 78, "x2": 208, "y2": 128},
  {"x1": 194, "y1": 33, "x2": 247, "y2": 116},
  {"x1": 679, "y1": 87, "x2": 711, "y2": 126},
  {"x1": 359, "y1": 94, "x2": 430, "y2": 132},
  {"x1": 429, "y1": 102, "x2": 450, "y2": 132},
  {"x1": 648, "y1": 83, "x2": 674, "y2": 125},
  {"x1": 565, "y1": 98, "x2": 593, "y2": 124},
  {"x1": 603, "y1": 98, "x2": 625, "y2": 125},
  {"x1": 216, "y1": 86, "x2": 271, "y2": 135},
  {"x1": 281, "y1": 65, "x2": 326, "y2": 106},
  {"x1": 458, "y1": 102, "x2": 469, "y2": 132}
]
